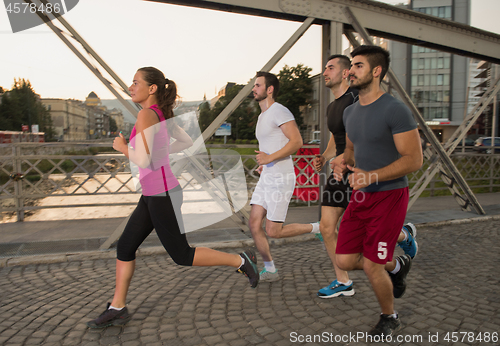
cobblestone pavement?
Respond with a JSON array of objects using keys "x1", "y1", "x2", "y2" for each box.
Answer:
[{"x1": 0, "y1": 220, "x2": 499, "y2": 346}]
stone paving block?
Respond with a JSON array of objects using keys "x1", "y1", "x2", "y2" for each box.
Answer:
[
  {"x1": 24, "y1": 337, "x2": 44, "y2": 345},
  {"x1": 159, "y1": 331, "x2": 176, "y2": 340},
  {"x1": 198, "y1": 327, "x2": 218, "y2": 337},
  {"x1": 204, "y1": 334, "x2": 223, "y2": 345},
  {"x1": 121, "y1": 341, "x2": 141, "y2": 346},
  {"x1": 45, "y1": 334, "x2": 64, "y2": 343},
  {"x1": 228, "y1": 339, "x2": 248, "y2": 346},
  {"x1": 140, "y1": 334, "x2": 160, "y2": 343},
  {"x1": 1, "y1": 221, "x2": 499, "y2": 345}
]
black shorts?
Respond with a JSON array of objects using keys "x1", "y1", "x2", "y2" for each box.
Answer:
[{"x1": 321, "y1": 172, "x2": 352, "y2": 209}]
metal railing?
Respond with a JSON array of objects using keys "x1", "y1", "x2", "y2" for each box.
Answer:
[{"x1": 1, "y1": 143, "x2": 499, "y2": 222}]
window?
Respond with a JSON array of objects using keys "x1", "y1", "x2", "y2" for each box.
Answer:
[
  {"x1": 425, "y1": 58, "x2": 431, "y2": 70},
  {"x1": 431, "y1": 91, "x2": 437, "y2": 102},
  {"x1": 431, "y1": 58, "x2": 437, "y2": 69},
  {"x1": 419, "y1": 58, "x2": 425, "y2": 69},
  {"x1": 444, "y1": 74, "x2": 450, "y2": 86},
  {"x1": 430, "y1": 108, "x2": 437, "y2": 118},
  {"x1": 437, "y1": 74, "x2": 444, "y2": 85},
  {"x1": 423, "y1": 91, "x2": 429, "y2": 103},
  {"x1": 424, "y1": 75, "x2": 430, "y2": 86},
  {"x1": 438, "y1": 6, "x2": 445, "y2": 18},
  {"x1": 437, "y1": 91, "x2": 443, "y2": 102},
  {"x1": 418, "y1": 75, "x2": 425, "y2": 86},
  {"x1": 438, "y1": 57, "x2": 444, "y2": 69},
  {"x1": 431, "y1": 75, "x2": 437, "y2": 86},
  {"x1": 412, "y1": 75, "x2": 418, "y2": 87},
  {"x1": 412, "y1": 58, "x2": 418, "y2": 70},
  {"x1": 413, "y1": 90, "x2": 423, "y2": 103},
  {"x1": 444, "y1": 57, "x2": 451, "y2": 69},
  {"x1": 432, "y1": 7, "x2": 439, "y2": 17},
  {"x1": 424, "y1": 107, "x2": 430, "y2": 119},
  {"x1": 444, "y1": 90, "x2": 450, "y2": 102},
  {"x1": 445, "y1": 6, "x2": 452, "y2": 19}
]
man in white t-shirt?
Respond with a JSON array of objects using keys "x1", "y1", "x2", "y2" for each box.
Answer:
[{"x1": 249, "y1": 71, "x2": 321, "y2": 282}]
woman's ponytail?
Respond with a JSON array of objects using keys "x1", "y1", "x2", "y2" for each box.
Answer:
[{"x1": 137, "y1": 67, "x2": 178, "y2": 119}]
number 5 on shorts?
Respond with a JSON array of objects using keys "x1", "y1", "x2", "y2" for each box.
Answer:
[{"x1": 378, "y1": 242, "x2": 387, "y2": 260}]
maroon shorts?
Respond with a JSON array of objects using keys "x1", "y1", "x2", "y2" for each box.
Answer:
[{"x1": 336, "y1": 187, "x2": 409, "y2": 264}]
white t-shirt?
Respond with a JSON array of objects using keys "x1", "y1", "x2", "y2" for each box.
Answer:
[{"x1": 255, "y1": 102, "x2": 296, "y2": 174}]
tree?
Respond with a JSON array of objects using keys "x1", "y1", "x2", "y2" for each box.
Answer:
[
  {"x1": 109, "y1": 116, "x2": 118, "y2": 134},
  {"x1": 198, "y1": 85, "x2": 259, "y2": 141},
  {"x1": 0, "y1": 79, "x2": 55, "y2": 140},
  {"x1": 198, "y1": 99, "x2": 215, "y2": 134},
  {"x1": 276, "y1": 64, "x2": 313, "y2": 128},
  {"x1": 198, "y1": 63, "x2": 312, "y2": 141}
]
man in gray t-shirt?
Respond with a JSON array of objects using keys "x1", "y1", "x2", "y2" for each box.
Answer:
[
  {"x1": 343, "y1": 93, "x2": 417, "y2": 192},
  {"x1": 332, "y1": 45, "x2": 423, "y2": 337}
]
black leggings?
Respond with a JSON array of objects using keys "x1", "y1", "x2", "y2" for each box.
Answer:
[{"x1": 117, "y1": 185, "x2": 196, "y2": 265}]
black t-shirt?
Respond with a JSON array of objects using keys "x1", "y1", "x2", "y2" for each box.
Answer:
[{"x1": 326, "y1": 87, "x2": 359, "y2": 156}]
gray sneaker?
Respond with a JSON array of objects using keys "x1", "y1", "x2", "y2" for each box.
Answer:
[
  {"x1": 259, "y1": 268, "x2": 280, "y2": 282},
  {"x1": 369, "y1": 314, "x2": 402, "y2": 337}
]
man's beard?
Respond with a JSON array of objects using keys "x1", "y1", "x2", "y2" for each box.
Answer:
[
  {"x1": 254, "y1": 91, "x2": 267, "y2": 102},
  {"x1": 325, "y1": 78, "x2": 341, "y2": 89},
  {"x1": 350, "y1": 73, "x2": 373, "y2": 90}
]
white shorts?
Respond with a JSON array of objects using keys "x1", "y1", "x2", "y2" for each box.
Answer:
[{"x1": 250, "y1": 171, "x2": 296, "y2": 222}]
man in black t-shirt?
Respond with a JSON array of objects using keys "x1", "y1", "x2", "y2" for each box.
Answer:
[{"x1": 313, "y1": 55, "x2": 418, "y2": 299}]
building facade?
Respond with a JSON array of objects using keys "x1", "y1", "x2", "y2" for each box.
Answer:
[
  {"x1": 84, "y1": 92, "x2": 110, "y2": 139},
  {"x1": 389, "y1": 0, "x2": 470, "y2": 142},
  {"x1": 300, "y1": 74, "x2": 321, "y2": 143},
  {"x1": 41, "y1": 99, "x2": 87, "y2": 141}
]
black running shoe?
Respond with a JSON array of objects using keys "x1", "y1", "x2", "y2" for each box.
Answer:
[
  {"x1": 389, "y1": 254, "x2": 412, "y2": 298},
  {"x1": 369, "y1": 314, "x2": 402, "y2": 337},
  {"x1": 236, "y1": 249, "x2": 259, "y2": 288},
  {"x1": 86, "y1": 303, "x2": 131, "y2": 328}
]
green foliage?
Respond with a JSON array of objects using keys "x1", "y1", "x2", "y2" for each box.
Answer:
[
  {"x1": 198, "y1": 84, "x2": 260, "y2": 141},
  {"x1": 109, "y1": 117, "x2": 118, "y2": 133},
  {"x1": 0, "y1": 79, "x2": 55, "y2": 141},
  {"x1": 198, "y1": 64, "x2": 313, "y2": 141},
  {"x1": 276, "y1": 64, "x2": 313, "y2": 128}
]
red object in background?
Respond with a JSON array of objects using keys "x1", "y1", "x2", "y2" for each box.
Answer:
[
  {"x1": 0, "y1": 131, "x2": 45, "y2": 143},
  {"x1": 293, "y1": 146, "x2": 320, "y2": 202}
]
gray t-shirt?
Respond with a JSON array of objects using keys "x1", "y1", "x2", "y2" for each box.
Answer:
[{"x1": 343, "y1": 93, "x2": 417, "y2": 192}]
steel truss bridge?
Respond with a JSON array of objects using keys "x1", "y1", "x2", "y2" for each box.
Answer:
[{"x1": 24, "y1": 0, "x2": 500, "y2": 247}]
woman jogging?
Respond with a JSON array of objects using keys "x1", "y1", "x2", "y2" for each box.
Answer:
[{"x1": 87, "y1": 67, "x2": 259, "y2": 329}]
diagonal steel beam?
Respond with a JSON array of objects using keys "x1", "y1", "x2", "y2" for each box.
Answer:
[
  {"x1": 146, "y1": 0, "x2": 500, "y2": 64},
  {"x1": 29, "y1": 0, "x2": 141, "y2": 117},
  {"x1": 190, "y1": 16, "x2": 316, "y2": 153},
  {"x1": 408, "y1": 74, "x2": 500, "y2": 207},
  {"x1": 342, "y1": 6, "x2": 485, "y2": 215}
]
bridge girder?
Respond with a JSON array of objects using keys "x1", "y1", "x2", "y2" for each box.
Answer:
[{"x1": 146, "y1": 0, "x2": 500, "y2": 64}]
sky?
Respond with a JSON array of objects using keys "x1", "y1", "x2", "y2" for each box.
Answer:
[{"x1": 1, "y1": 0, "x2": 499, "y2": 103}]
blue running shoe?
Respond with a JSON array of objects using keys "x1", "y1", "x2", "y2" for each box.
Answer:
[
  {"x1": 398, "y1": 223, "x2": 418, "y2": 259},
  {"x1": 317, "y1": 280, "x2": 355, "y2": 298}
]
